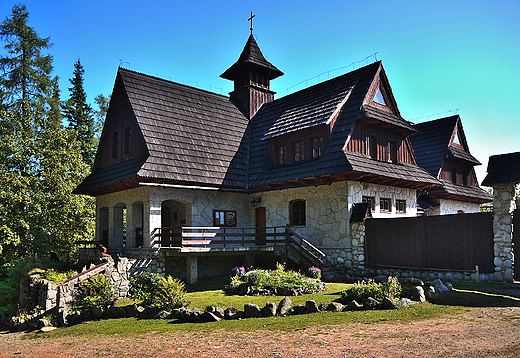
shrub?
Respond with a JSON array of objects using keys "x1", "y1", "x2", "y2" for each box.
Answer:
[
  {"x1": 341, "y1": 276, "x2": 401, "y2": 303},
  {"x1": 129, "y1": 272, "x2": 189, "y2": 310},
  {"x1": 129, "y1": 272, "x2": 164, "y2": 306},
  {"x1": 79, "y1": 274, "x2": 117, "y2": 310},
  {"x1": 308, "y1": 266, "x2": 321, "y2": 279},
  {"x1": 154, "y1": 276, "x2": 190, "y2": 311},
  {"x1": 231, "y1": 266, "x2": 246, "y2": 278},
  {"x1": 226, "y1": 263, "x2": 324, "y2": 295},
  {"x1": 44, "y1": 268, "x2": 75, "y2": 283}
]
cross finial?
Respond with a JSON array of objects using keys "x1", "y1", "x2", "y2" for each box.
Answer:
[{"x1": 248, "y1": 11, "x2": 255, "y2": 34}]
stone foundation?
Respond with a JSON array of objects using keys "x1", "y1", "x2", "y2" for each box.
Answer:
[{"x1": 492, "y1": 183, "x2": 516, "y2": 282}]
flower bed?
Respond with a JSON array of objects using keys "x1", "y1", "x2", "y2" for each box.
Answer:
[{"x1": 225, "y1": 264, "x2": 325, "y2": 296}]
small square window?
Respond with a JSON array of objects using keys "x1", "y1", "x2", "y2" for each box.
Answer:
[
  {"x1": 213, "y1": 210, "x2": 237, "y2": 227},
  {"x1": 311, "y1": 137, "x2": 323, "y2": 158},
  {"x1": 388, "y1": 141, "x2": 398, "y2": 163},
  {"x1": 293, "y1": 140, "x2": 305, "y2": 162},
  {"x1": 366, "y1": 136, "x2": 377, "y2": 159},
  {"x1": 380, "y1": 198, "x2": 391, "y2": 212},
  {"x1": 396, "y1": 200, "x2": 406, "y2": 213},
  {"x1": 277, "y1": 144, "x2": 287, "y2": 165}
]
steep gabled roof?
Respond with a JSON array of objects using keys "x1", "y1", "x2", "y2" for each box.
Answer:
[
  {"x1": 248, "y1": 61, "x2": 438, "y2": 189},
  {"x1": 220, "y1": 34, "x2": 283, "y2": 81},
  {"x1": 410, "y1": 115, "x2": 479, "y2": 177},
  {"x1": 482, "y1": 152, "x2": 520, "y2": 186}
]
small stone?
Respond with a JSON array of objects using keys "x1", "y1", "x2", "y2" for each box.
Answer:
[
  {"x1": 382, "y1": 297, "x2": 398, "y2": 309},
  {"x1": 424, "y1": 286, "x2": 439, "y2": 301},
  {"x1": 291, "y1": 304, "x2": 307, "y2": 315},
  {"x1": 261, "y1": 302, "x2": 276, "y2": 317},
  {"x1": 224, "y1": 307, "x2": 244, "y2": 320},
  {"x1": 364, "y1": 297, "x2": 381, "y2": 310},
  {"x1": 244, "y1": 303, "x2": 262, "y2": 318},
  {"x1": 412, "y1": 286, "x2": 426, "y2": 302},
  {"x1": 326, "y1": 302, "x2": 344, "y2": 312},
  {"x1": 157, "y1": 310, "x2": 171, "y2": 319},
  {"x1": 40, "y1": 326, "x2": 57, "y2": 332},
  {"x1": 397, "y1": 298, "x2": 413, "y2": 307},
  {"x1": 345, "y1": 300, "x2": 362, "y2": 311},
  {"x1": 305, "y1": 300, "x2": 319, "y2": 313}
]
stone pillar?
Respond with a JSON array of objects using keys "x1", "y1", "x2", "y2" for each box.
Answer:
[
  {"x1": 144, "y1": 201, "x2": 162, "y2": 247},
  {"x1": 126, "y1": 205, "x2": 135, "y2": 248},
  {"x1": 350, "y1": 221, "x2": 365, "y2": 273},
  {"x1": 492, "y1": 183, "x2": 516, "y2": 282},
  {"x1": 186, "y1": 256, "x2": 198, "y2": 285}
]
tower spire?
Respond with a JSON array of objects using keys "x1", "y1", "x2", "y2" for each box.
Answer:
[{"x1": 248, "y1": 11, "x2": 255, "y2": 35}]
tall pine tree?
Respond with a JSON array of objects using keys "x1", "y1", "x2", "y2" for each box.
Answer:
[{"x1": 63, "y1": 59, "x2": 95, "y2": 167}]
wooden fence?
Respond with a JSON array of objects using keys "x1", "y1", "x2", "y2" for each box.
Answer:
[{"x1": 365, "y1": 212, "x2": 494, "y2": 273}]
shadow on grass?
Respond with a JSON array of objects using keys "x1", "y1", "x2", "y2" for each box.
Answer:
[{"x1": 434, "y1": 282, "x2": 520, "y2": 308}]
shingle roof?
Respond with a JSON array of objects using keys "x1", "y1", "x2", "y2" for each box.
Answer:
[
  {"x1": 447, "y1": 145, "x2": 480, "y2": 165},
  {"x1": 482, "y1": 152, "x2": 520, "y2": 186},
  {"x1": 409, "y1": 115, "x2": 460, "y2": 177},
  {"x1": 220, "y1": 34, "x2": 283, "y2": 81},
  {"x1": 424, "y1": 180, "x2": 493, "y2": 202},
  {"x1": 360, "y1": 105, "x2": 417, "y2": 133}
]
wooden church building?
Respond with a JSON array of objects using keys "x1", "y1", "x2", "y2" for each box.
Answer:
[{"x1": 75, "y1": 31, "x2": 488, "y2": 281}]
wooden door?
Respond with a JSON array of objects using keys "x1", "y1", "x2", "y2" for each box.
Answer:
[{"x1": 255, "y1": 207, "x2": 266, "y2": 245}]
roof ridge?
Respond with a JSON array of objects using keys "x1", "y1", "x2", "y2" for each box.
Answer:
[{"x1": 118, "y1": 67, "x2": 231, "y2": 100}]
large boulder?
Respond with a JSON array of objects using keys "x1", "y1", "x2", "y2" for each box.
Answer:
[
  {"x1": 305, "y1": 300, "x2": 319, "y2": 313},
  {"x1": 412, "y1": 286, "x2": 426, "y2": 302},
  {"x1": 382, "y1": 297, "x2": 398, "y2": 309},
  {"x1": 200, "y1": 311, "x2": 221, "y2": 322},
  {"x1": 364, "y1": 297, "x2": 381, "y2": 310},
  {"x1": 244, "y1": 303, "x2": 262, "y2": 318},
  {"x1": 433, "y1": 279, "x2": 449, "y2": 293},
  {"x1": 261, "y1": 302, "x2": 277, "y2": 317},
  {"x1": 397, "y1": 298, "x2": 413, "y2": 308},
  {"x1": 326, "y1": 302, "x2": 344, "y2": 312},
  {"x1": 277, "y1": 297, "x2": 292, "y2": 316},
  {"x1": 424, "y1": 286, "x2": 439, "y2": 301},
  {"x1": 345, "y1": 300, "x2": 362, "y2": 311},
  {"x1": 290, "y1": 305, "x2": 307, "y2": 315},
  {"x1": 205, "y1": 306, "x2": 225, "y2": 319},
  {"x1": 224, "y1": 307, "x2": 244, "y2": 320}
]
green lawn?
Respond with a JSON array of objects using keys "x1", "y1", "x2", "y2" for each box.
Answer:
[{"x1": 25, "y1": 280, "x2": 473, "y2": 339}]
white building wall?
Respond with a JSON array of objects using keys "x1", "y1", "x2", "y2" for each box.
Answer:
[{"x1": 438, "y1": 199, "x2": 481, "y2": 215}]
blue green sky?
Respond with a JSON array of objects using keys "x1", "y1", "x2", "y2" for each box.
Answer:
[{"x1": 1, "y1": 0, "x2": 518, "y2": 183}]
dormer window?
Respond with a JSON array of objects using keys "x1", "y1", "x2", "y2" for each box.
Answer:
[
  {"x1": 293, "y1": 140, "x2": 305, "y2": 162},
  {"x1": 366, "y1": 135, "x2": 377, "y2": 159},
  {"x1": 277, "y1": 144, "x2": 288, "y2": 165},
  {"x1": 311, "y1": 137, "x2": 323, "y2": 158},
  {"x1": 374, "y1": 89, "x2": 386, "y2": 106},
  {"x1": 388, "y1": 140, "x2": 398, "y2": 163}
]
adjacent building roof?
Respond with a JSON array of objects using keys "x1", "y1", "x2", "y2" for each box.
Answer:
[{"x1": 482, "y1": 152, "x2": 520, "y2": 186}]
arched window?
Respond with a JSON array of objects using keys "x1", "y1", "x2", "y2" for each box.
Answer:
[
  {"x1": 112, "y1": 131, "x2": 119, "y2": 159},
  {"x1": 124, "y1": 125, "x2": 132, "y2": 155},
  {"x1": 289, "y1": 199, "x2": 306, "y2": 226}
]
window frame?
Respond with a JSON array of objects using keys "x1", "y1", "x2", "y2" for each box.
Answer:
[
  {"x1": 277, "y1": 144, "x2": 288, "y2": 165},
  {"x1": 388, "y1": 140, "x2": 398, "y2": 163},
  {"x1": 293, "y1": 140, "x2": 305, "y2": 162},
  {"x1": 380, "y1": 197, "x2": 391, "y2": 213},
  {"x1": 366, "y1": 135, "x2": 377, "y2": 159},
  {"x1": 213, "y1": 210, "x2": 237, "y2": 227},
  {"x1": 396, "y1": 199, "x2": 406, "y2": 213},
  {"x1": 289, "y1": 199, "x2": 306, "y2": 226},
  {"x1": 311, "y1": 136, "x2": 323, "y2": 159}
]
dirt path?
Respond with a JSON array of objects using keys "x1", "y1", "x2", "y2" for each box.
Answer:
[{"x1": 1, "y1": 306, "x2": 520, "y2": 357}]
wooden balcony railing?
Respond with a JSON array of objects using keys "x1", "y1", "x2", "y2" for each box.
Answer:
[{"x1": 150, "y1": 225, "x2": 325, "y2": 268}]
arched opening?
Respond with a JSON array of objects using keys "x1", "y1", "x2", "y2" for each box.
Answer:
[
  {"x1": 161, "y1": 200, "x2": 192, "y2": 246},
  {"x1": 111, "y1": 202, "x2": 126, "y2": 252},
  {"x1": 131, "y1": 201, "x2": 144, "y2": 247},
  {"x1": 124, "y1": 125, "x2": 132, "y2": 156},
  {"x1": 98, "y1": 207, "x2": 109, "y2": 248}
]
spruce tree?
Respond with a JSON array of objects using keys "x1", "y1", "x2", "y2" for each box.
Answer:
[{"x1": 63, "y1": 59, "x2": 95, "y2": 167}]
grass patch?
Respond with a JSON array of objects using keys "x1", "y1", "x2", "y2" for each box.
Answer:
[{"x1": 24, "y1": 281, "x2": 462, "y2": 339}]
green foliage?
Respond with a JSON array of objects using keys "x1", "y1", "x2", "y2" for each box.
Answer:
[
  {"x1": 43, "y1": 268, "x2": 75, "y2": 283},
  {"x1": 154, "y1": 276, "x2": 190, "y2": 311},
  {"x1": 228, "y1": 264, "x2": 324, "y2": 294},
  {"x1": 79, "y1": 274, "x2": 116, "y2": 310},
  {"x1": 128, "y1": 272, "x2": 164, "y2": 306},
  {"x1": 0, "y1": 5, "x2": 95, "y2": 264},
  {"x1": 341, "y1": 276, "x2": 401, "y2": 303},
  {"x1": 129, "y1": 272, "x2": 190, "y2": 310},
  {"x1": 0, "y1": 259, "x2": 30, "y2": 315},
  {"x1": 307, "y1": 266, "x2": 321, "y2": 279}
]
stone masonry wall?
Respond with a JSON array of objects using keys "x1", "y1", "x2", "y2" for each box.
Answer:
[{"x1": 492, "y1": 183, "x2": 516, "y2": 282}]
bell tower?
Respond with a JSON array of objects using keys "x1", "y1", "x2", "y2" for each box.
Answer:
[{"x1": 220, "y1": 31, "x2": 283, "y2": 119}]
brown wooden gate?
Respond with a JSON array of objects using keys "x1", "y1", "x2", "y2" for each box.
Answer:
[
  {"x1": 513, "y1": 209, "x2": 520, "y2": 280},
  {"x1": 365, "y1": 212, "x2": 494, "y2": 272}
]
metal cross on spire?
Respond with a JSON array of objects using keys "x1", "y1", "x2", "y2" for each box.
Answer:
[{"x1": 248, "y1": 11, "x2": 255, "y2": 34}]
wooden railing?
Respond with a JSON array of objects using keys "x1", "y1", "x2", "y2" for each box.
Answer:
[{"x1": 150, "y1": 226, "x2": 325, "y2": 268}]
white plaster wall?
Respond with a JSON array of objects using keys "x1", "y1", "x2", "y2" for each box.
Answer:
[
  {"x1": 438, "y1": 199, "x2": 481, "y2": 215},
  {"x1": 347, "y1": 181, "x2": 417, "y2": 218}
]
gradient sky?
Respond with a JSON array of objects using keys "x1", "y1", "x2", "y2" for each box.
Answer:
[{"x1": 1, "y1": 0, "x2": 518, "y2": 184}]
